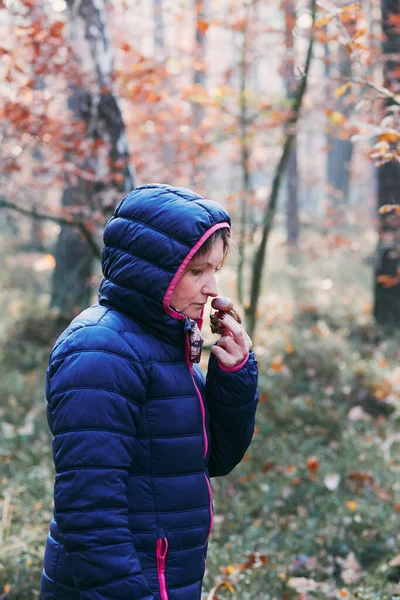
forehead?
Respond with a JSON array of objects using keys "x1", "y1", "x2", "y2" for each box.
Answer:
[{"x1": 188, "y1": 238, "x2": 225, "y2": 267}]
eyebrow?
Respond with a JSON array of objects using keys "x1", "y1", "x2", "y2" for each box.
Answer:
[{"x1": 189, "y1": 261, "x2": 212, "y2": 268}]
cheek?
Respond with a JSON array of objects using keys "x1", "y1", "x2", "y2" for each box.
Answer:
[{"x1": 171, "y1": 274, "x2": 195, "y2": 304}]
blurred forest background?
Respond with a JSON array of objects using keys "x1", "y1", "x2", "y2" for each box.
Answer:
[{"x1": 0, "y1": 0, "x2": 400, "y2": 598}]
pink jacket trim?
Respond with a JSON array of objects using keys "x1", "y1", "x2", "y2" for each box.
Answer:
[
  {"x1": 163, "y1": 221, "x2": 230, "y2": 326},
  {"x1": 217, "y1": 353, "x2": 249, "y2": 372}
]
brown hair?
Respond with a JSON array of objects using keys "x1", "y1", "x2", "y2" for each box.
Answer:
[{"x1": 192, "y1": 227, "x2": 235, "y2": 267}]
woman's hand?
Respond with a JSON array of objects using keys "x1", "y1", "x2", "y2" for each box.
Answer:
[{"x1": 210, "y1": 313, "x2": 252, "y2": 368}]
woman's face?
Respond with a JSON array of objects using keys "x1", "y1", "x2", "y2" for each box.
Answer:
[{"x1": 170, "y1": 238, "x2": 224, "y2": 320}]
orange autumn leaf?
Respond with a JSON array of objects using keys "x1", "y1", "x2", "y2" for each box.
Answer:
[
  {"x1": 49, "y1": 21, "x2": 65, "y2": 38},
  {"x1": 239, "y1": 553, "x2": 269, "y2": 571},
  {"x1": 262, "y1": 460, "x2": 274, "y2": 473},
  {"x1": 377, "y1": 274, "x2": 400, "y2": 288},
  {"x1": 113, "y1": 173, "x2": 125, "y2": 183},
  {"x1": 345, "y1": 42, "x2": 353, "y2": 55},
  {"x1": 238, "y1": 473, "x2": 255, "y2": 483},
  {"x1": 231, "y1": 18, "x2": 246, "y2": 32},
  {"x1": 348, "y1": 472, "x2": 374, "y2": 485},
  {"x1": 271, "y1": 356, "x2": 283, "y2": 372},
  {"x1": 285, "y1": 343, "x2": 294, "y2": 354},
  {"x1": 379, "y1": 204, "x2": 400, "y2": 216},
  {"x1": 378, "y1": 131, "x2": 400, "y2": 144},
  {"x1": 328, "y1": 111, "x2": 346, "y2": 125},
  {"x1": 222, "y1": 579, "x2": 235, "y2": 593},
  {"x1": 394, "y1": 504, "x2": 400, "y2": 513},
  {"x1": 120, "y1": 42, "x2": 132, "y2": 52},
  {"x1": 334, "y1": 82, "x2": 351, "y2": 98},
  {"x1": 341, "y1": 3, "x2": 360, "y2": 12},
  {"x1": 286, "y1": 465, "x2": 296, "y2": 474},
  {"x1": 346, "y1": 500, "x2": 358, "y2": 511},
  {"x1": 307, "y1": 456, "x2": 320, "y2": 475},
  {"x1": 315, "y1": 15, "x2": 334, "y2": 27},
  {"x1": 388, "y1": 13, "x2": 400, "y2": 29},
  {"x1": 197, "y1": 20, "x2": 210, "y2": 36},
  {"x1": 220, "y1": 564, "x2": 236, "y2": 575},
  {"x1": 354, "y1": 27, "x2": 366, "y2": 38}
]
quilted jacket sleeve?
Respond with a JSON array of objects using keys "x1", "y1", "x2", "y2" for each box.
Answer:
[
  {"x1": 205, "y1": 350, "x2": 258, "y2": 477},
  {"x1": 46, "y1": 325, "x2": 154, "y2": 600}
]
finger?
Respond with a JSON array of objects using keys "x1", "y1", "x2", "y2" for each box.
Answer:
[
  {"x1": 214, "y1": 337, "x2": 248, "y2": 366},
  {"x1": 217, "y1": 335, "x2": 237, "y2": 352},
  {"x1": 210, "y1": 344, "x2": 239, "y2": 367},
  {"x1": 220, "y1": 314, "x2": 252, "y2": 348}
]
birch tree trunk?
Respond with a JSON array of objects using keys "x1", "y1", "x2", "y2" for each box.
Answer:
[
  {"x1": 374, "y1": 0, "x2": 400, "y2": 326},
  {"x1": 51, "y1": 0, "x2": 134, "y2": 317}
]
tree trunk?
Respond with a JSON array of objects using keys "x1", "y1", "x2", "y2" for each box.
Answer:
[
  {"x1": 374, "y1": 0, "x2": 400, "y2": 326},
  {"x1": 283, "y1": 0, "x2": 300, "y2": 247},
  {"x1": 286, "y1": 147, "x2": 299, "y2": 245},
  {"x1": 190, "y1": 0, "x2": 207, "y2": 188},
  {"x1": 52, "y1": 0, "x2": 134, "y2": 317},
  {"x1": 326, "y1": 41, "x2": 354, "y2": 214},
  {"x1": 154, "y1": 0, "x2": 166, "y2": 62}
]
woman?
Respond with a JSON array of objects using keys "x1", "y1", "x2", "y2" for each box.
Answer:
[{"x1": 41, "y1": 184, "x2": 258, "y2": 600}]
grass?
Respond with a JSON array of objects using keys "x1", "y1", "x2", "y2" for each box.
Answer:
[{"x1": 0, "y1": 220, "x2": 399, "y2": 600}]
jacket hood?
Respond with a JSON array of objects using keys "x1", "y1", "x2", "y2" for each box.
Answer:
[{"x1": 98, "y1": 184, "x2": 230, "y2": 345}]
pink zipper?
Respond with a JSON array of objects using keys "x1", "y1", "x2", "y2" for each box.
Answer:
[
  {"x1": 185, "y1": 333, "x2": 213, "y2": 540},
  {"x1": 185, "y1": 334, "x2": 208, "y2": 457},
  {"x1": 156, "y1": 537, "x2": 168, "y2": 600}
]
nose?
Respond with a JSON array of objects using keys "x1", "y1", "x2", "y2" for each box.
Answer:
[{"x1": 202, "y1": 273, "x2": 218, "y2": 298}]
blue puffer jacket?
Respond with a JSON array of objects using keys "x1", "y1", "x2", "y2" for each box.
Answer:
[{"x1": 41, "y1": 184, "x2": 258, "y2": 600}]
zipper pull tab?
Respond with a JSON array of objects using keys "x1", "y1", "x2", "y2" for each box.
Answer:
[{"x1": 157, "y1": 537, "x2": 168, "y2": 573}]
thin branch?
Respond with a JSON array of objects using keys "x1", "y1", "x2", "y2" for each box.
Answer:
[
  {"x1": 0, "y1": 196, "x2": 102, "y2": 258},
  {"x1": 348, "y1": 77, "x2": 400, "y2": 106},
  {"x1": 246, "y1": 0, "x2": 317, "y2": 337}
]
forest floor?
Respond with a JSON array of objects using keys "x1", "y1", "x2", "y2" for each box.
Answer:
[{"x1": 0, "y1": 219, "x2": 399, "y2": 600}]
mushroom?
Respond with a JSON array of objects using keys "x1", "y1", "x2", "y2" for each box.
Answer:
[{"x1": 210, "y1": 296, "x2": 241, "y2": 334}]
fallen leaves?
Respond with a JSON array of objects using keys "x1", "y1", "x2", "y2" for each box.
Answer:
[
  {"x1": 271, "y1": 355, "x2": 284, "y2": 372},
  {"x1": 324, "y1": 473, "x2": 341, "y2": 491},
  {"x1": 307, "y1": 456, "x2": 320, "y2": 478},
  {"x1": 337, "y1": 552, "x2": 363, "y2": 584}
]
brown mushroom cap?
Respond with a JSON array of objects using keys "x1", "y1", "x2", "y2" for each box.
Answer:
[{"x1": 211, "y1": 296, "x2": 234, "y2": 313}]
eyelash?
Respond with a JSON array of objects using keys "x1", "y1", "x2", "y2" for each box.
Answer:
[{"x1": 190, "y1": 266, "x2": 221, "y2": 277}]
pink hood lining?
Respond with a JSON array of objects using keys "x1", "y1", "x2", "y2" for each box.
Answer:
[{"x1": 163, "y1": 222, "x2": 230, "y2": 330}]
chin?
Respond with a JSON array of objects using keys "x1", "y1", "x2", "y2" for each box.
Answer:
[{"x1": 186, "y1": 306, "x2": 203, "y2": 320}]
